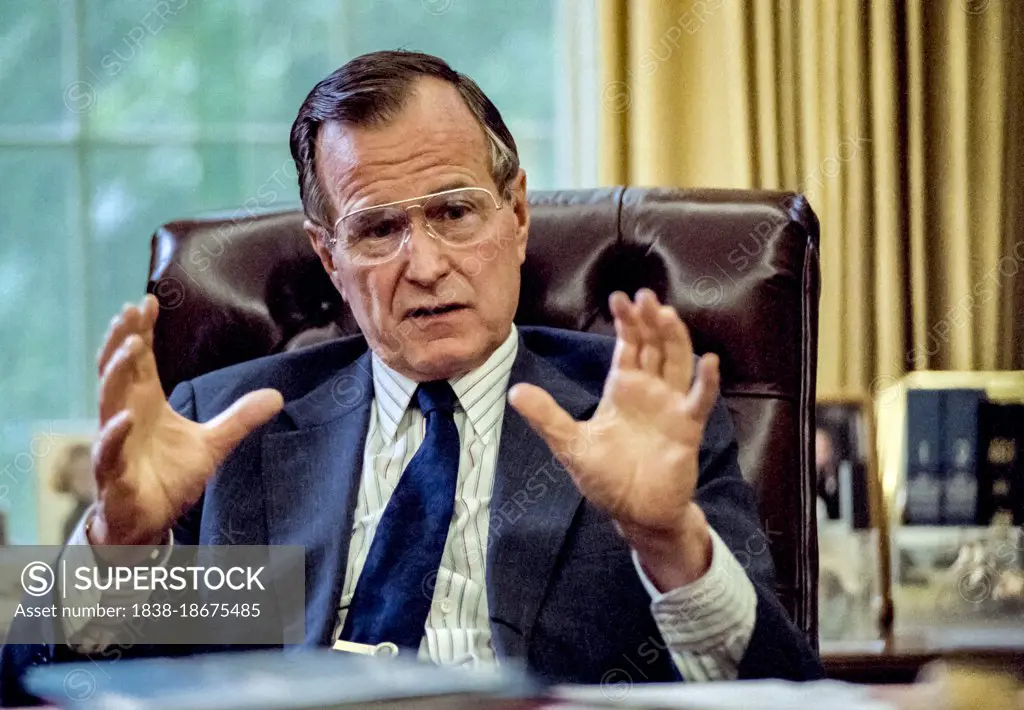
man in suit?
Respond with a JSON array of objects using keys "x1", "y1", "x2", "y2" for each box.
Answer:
[{"x1": 0, "y1": 50, "x2": 820, "y2": 705}]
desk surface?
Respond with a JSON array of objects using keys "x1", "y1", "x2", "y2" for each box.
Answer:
[
  {"x1": 9, "y1": 684, "x2": 1010, "y2": 710},
  {"x1": 823, "y1": 632, "x2": 1024, "y2": 685}
]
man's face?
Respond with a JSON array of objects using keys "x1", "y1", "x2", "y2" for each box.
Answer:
[{"x1": 306, "y1": 78, "x2": 529, "y2": 382}]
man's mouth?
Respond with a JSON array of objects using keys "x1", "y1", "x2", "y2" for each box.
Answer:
[{"x1": 405, "y1": 303, "x2": 468, "y2": 319}]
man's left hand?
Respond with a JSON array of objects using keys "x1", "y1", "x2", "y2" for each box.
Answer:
[{"x1": 509, "y1": 289, "x2": 720, "y2": 590}]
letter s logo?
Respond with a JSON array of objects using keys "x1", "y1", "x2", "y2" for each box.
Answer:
[{"x1": 21, "y1": 562, "x2": 55, "y2": 597}]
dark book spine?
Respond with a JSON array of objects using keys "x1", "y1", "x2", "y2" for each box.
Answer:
[
  {"x1": 940, "y1": 389, "x2": 984, "y2": 525},
  {"x1": 978, "y1": 402, "x2": 1024, "y2": 525},
  {"x1": 904, "y1": 389, "x2": 944, "y2": 525}
]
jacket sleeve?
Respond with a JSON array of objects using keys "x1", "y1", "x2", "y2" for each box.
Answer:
[{"x1": 693, "y1": 394, "x2": 824, "y2": 681}]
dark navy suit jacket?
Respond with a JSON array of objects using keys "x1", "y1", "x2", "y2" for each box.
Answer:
[{"x1": 0, "y1": 327, "x2": 822, "y2": 705}]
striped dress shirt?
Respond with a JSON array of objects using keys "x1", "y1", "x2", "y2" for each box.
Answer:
[{"x1": 334, "y1": 325, "x2": 758, "y2": 680}]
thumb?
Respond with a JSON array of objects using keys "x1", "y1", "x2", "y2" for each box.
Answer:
[
  {"x1": 508, "y1": 383, "x2": 580, "y2": 459},
  {"x1": 204, "y1": 388, "x2": 284, "y2": 461}
]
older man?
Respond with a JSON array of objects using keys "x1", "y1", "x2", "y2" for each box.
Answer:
[{"x1": 1, "y1": 51, "x2": 820, "y2": 705}]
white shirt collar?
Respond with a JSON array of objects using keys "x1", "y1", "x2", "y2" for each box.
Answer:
[{"x1": 370, "y1": 325, "x2": 519, "y2": 443}]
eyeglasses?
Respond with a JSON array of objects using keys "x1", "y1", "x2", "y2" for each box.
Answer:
[{"x1": 329, "y1": 187, "x2": 504, "y2": 266}]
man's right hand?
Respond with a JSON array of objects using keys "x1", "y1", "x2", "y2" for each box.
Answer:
[{"x1": 90, "y1": 294, "x2": 284, "y2": 547}]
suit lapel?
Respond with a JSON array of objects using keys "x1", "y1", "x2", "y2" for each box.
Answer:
[
  {"x1": 262, "y1": 350, "x2": 374, "y2": 646},
  {"x1": 487, "y1": 342, "x2": 600, "y2": 661}
]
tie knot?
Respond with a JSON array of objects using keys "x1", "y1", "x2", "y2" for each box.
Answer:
[{"x1": 416, "y1": 380, "x2": 457, "y2": 416}]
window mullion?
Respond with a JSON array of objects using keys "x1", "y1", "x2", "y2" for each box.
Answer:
[{"x1": 70, "y1": 0, "x2": 91, "y2": 418}]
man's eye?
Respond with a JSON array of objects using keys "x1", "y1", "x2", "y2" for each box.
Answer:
[
  {"x1": 359, "y1": 218, "x2": 403, "y2": 240},
  {"x1": 439, "y1": 202, "x2": 472, "y2": 221}
]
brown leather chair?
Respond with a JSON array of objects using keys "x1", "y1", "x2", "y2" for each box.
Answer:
[{"x1": 146, "y1": 186, "x2": 821, "y2": 645}]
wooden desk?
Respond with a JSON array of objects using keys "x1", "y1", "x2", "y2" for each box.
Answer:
[{"x1": 823, "y1": 634, "x2": 1024, "y2": 685}]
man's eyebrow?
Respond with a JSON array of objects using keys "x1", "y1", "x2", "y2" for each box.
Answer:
[
  {"x1": 429, "y1": 178, "x2": 477, "y2": 193},
  {"x1": 340, "y1": 179, "x2": 483, "y2": 218}
]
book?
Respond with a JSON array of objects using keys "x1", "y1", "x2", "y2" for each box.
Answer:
[
  {"x1": 24, "y1": 648, "x2": 539, "y2": 710},
  {"x1": 904, "y1": 389, "x2": 944, "y2": 525},
  {"x1": 978, "y1": 402, "x2": 1024, "y2": 525},
  {"x1": 940, "y1": 389, "x2": 985, "y2": 525}
]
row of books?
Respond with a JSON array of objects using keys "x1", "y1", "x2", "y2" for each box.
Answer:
[{"x1": 905, "y1": 389, "x2": 1023, "y2": 526}]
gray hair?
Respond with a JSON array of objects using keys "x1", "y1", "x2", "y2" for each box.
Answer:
[{"x1": 289, "y1": 50, "x2": 520, "y2": 230}]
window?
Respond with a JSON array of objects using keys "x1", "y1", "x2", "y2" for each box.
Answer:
[{"x1": 0, "y1": 0, "x2": 598, "y2": 543}]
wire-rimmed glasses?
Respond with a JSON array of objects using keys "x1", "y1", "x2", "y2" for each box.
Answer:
[{"x1": 329, "y1": 187, "x2": 504, "y2": 266}]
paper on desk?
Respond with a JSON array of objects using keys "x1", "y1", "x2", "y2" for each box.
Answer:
[{"x1": 554, "y1": 679, "x2": 897, "y2": 710}]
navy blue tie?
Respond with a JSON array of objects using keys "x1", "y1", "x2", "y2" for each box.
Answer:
[{"x1": 341, "y1": 380, "x2": 460, "y2": 651}]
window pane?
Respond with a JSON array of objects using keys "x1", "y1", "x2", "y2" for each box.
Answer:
[
  {"x1": 238, "y1": 144, "x2": 301, "y2": 214},
  {"x1": 235, "y1": 0, "x2": 338, "y2": 126},
  {"x1": 82, "y1": 0, "x2": 339, "y2": 136},
  {"x1": 85, "y1": 145, "x2": 243, "y2": 388},
  {"x1": 0, "y1": 423, "x2": 41, "y2": 545},
  {"x1": 0, "y1": 148, "x2": 80, "y2": 418},
  {"x1": 0, "y1": 0, "x2": 69, "y2": 128},
  {"x1": 516, "y1": 136, "x2": 555, "y2": 192},
  {"x1": 82, "y1": 0, "x2": 238, "y2": 134},
  {"x1": 342, "y1": 0, "x2": 558, "y2": 188}
]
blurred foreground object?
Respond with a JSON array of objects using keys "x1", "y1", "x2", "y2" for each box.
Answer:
[{"x1": 24, "y1": 648, "x2": 536, "y2": 709}]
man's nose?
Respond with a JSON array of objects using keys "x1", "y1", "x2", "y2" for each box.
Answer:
[{"x1": 402, "y1": 213, "x2": 451, "y2": 285}]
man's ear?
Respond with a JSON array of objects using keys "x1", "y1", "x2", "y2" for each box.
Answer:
[
  {"x1": 304, "y1": 219, "x2": 347, "y2": 302},
  {"x1": 305, "y1": 219, "x2": 337, "y2": 274},
  {"x1": 509, "y1": 169, "x2": 530, "y2": 264}
]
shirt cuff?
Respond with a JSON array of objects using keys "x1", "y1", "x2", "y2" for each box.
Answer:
[
  {"x1": 632, "y1": 526, "x2": 757, "y2": 681},
  {"x1": 61, "y1": 504, "x2": 175, "y2": 649}
]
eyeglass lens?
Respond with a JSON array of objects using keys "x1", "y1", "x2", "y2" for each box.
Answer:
[{"x1": 338, "y1": 188, "x2": 497, "y2": 262}]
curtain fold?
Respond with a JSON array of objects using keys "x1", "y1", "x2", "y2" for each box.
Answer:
[{"x1": 599, "y1": 0, "x2": 1024, "y2": 395}]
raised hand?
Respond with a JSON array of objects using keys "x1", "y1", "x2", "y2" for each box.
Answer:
[
  {"x1": 509, "y1": 289, "x2": 720, "y2": 587},
  {"x1": 90, "y1": 294, "x2": 283, "y2": 547}
]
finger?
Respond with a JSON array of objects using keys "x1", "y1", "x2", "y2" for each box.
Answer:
[
  {"x1": 204, "y1": 389, "x2": 285, "y2": 461},
  {"x1": 97, "y1": 304, "x2": 146, "y2": 374},
  {"x1": 93, "y1": 409, "x2": 134, "y2": 487},
  {"x1": 98, "y1": 335, "x2": 145, "y2": 425},
  {"x1": 635, "y1": 290, "x2": 664, "y2": 375},
  {"x1": 609, "y1": 291, "x2": 640, "y2": 346},
  {"x1": 610, "y1": 292, "x2": 641, "y2": 372},
  {"x1": 508, "y1": 383, "x2": 581, "y2": 460},
  {"x1": 657, "y1": 305, "x2": 695, "y2": 393},
  {"x1": 140, "y1": 294, "x2": 160, "y2": 348},
  {"x1": 611, "y1": 333, "x2": 640, "y2": 373},
  {"x1": 684, "y1": 353, "x2": 721, "y2": 424},
  {"x1": 133, "y1": 331, "x2": 161, "y2": 384},
  {"x1": 97, "y1": 316, "x2": 126, "y2": 375}
]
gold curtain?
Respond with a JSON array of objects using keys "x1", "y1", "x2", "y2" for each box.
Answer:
[{"x1": 600, "y1": 0, "x2": 1024, "y2": 396}]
